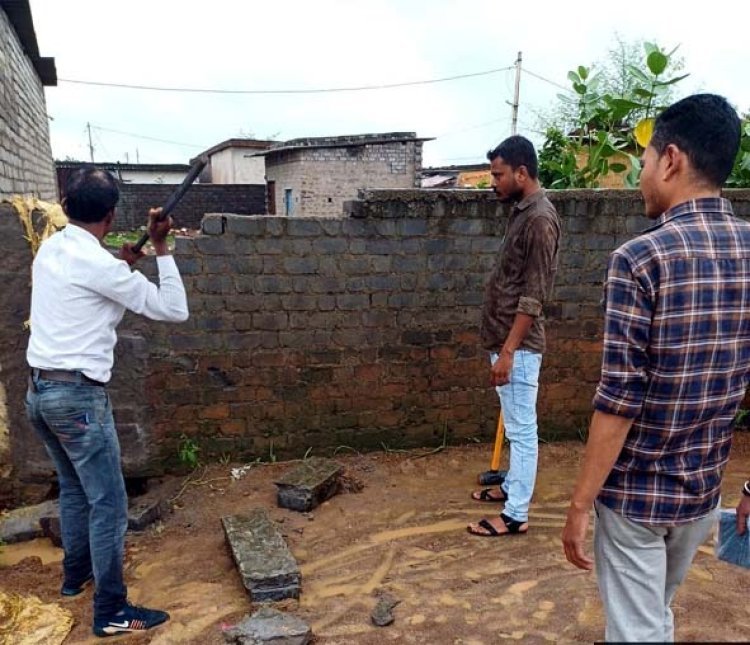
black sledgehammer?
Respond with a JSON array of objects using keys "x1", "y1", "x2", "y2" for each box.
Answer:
[{"x1": 131, "y1": 156, "x2": 208, "y2": 254}]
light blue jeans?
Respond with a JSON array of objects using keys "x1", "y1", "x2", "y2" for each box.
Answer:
[
  {"x1": 25, "y1": 374, "x2": 128, "y2": 621},
  {"x1": 490, "y1": 350, "x2": 542, "y2": 523}
]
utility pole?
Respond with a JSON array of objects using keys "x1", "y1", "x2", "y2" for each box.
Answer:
[
  {"x1": 511, "y1": 51, "x2": 522, "y2": 135},
  {"x1": 86, "y1": 122, "x2": 94, "y2": 162},
  {"x1": 136, "y1": 148, "x2": 140, "y2": 164}
]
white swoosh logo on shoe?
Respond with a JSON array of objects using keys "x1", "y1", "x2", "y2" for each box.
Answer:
[{"x1": 108, "y1": 621, "x2": 130, "y2": 628}]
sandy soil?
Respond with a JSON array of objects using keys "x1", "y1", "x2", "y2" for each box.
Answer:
[{"x1": 2, "y1": 436, "x2": 750, "y2": 644}]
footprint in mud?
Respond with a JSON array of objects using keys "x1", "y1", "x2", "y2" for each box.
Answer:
[{"x1": 533, "y1": 598, "x2": 555, "y2": 621}]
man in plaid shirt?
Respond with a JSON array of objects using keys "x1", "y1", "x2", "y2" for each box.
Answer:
[{"x1": 562, "y1": 94, "x2": 749, "y2": 642}]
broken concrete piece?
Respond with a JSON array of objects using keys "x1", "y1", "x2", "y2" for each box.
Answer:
[
  {"x1": 128, "y1": 494, "x2": 169, "y2": 531},
  {"x1": 371, "y1": 592, "x2": 400, "y2": 627},
  {"x1": 0, "y1": 490, "x2": 169, "y2": 545},
  {"x1": 274, "y1": 458, "x2": 343, "y2": 512},
  {"x1": 222, "y1": 510, "x2": 301, "y2": 601},
  {"x1": 0, "y1": 500, "x2": 59, "y2": 544},
  {"x1": 40, "y1": 515, "x2": 62, "y2": 547},
  {"x1": 223, "y1": 606, "x2": 312, "y2": 645}
]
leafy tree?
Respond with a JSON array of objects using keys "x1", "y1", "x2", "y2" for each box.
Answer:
[
  {"x1": 538, "y1": 41, "x2": 688, "y2": 189},
  {"x1": 727, "y1": 112, "x2": 750, "y2": 188}
]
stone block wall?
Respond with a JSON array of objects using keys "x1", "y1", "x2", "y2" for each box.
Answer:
[
  {"x1": 114, "y1": 183, "x2": 266, "y2": 231},
  {"x1": 0, "y1": 6, "x2": 56, "y2": 200}
]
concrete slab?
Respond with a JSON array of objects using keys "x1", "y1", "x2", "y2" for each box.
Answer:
[
  {"x1": 222, "y1": 509, "x2": 300, "y2": 601},
  {"x1": 0, "y1": 500, "x2": 58, "y2": 544},
  {"x1": 274, "y1": 458, "x2": 343, "y2": 512},
  {"x1": 222, "y1": 606, "x2": 312, "y2": 645},
  {"x1": 0, "y1": 488, "x2": 169, "y2": 545}
]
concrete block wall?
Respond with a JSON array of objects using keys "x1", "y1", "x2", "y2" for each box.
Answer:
[
  {"x1": 5, "y1": 189, "x2": 750, "y2": 484},
  {"x1": 0, "y1": 7, "x2": 56, "y2": 200},
  {"x1": 115, "y1": 183, "x2": 266, "y2": 231}
]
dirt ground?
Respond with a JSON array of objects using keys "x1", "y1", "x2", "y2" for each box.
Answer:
[{"x1": 2, "y1": 436, "x2": 750, "y2": 644}]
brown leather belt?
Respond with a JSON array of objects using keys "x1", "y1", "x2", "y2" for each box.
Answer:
[{"x1": 33, "y1": 369, "x2": 106, "y2": 387}]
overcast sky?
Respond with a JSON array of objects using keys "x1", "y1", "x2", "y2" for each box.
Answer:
[{"x1": 28, "y1": 0, "x2": 750, "y2": 168}]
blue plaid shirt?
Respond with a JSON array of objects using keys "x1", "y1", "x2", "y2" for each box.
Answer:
[{"x1": 594, "y1": 198, "x2": 750, "y2": 525}]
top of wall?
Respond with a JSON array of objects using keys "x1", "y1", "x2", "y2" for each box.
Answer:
[
  {"x1": 191, "y1": 138, "x2": 277, "y2": 163},
  {"x1": 1, "y1": 0, "x2": 56, "y2": 85},
  {"x1": 55, "y1": 161, "x2": 191, "y2": 173},
  {"x1": 259, "y1": 132, "x2": 433, "y2": 158}
]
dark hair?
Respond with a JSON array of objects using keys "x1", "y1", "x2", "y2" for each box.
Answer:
[
  {"x1": 63, "y1": 167, "x2": 120, "y2": 223},
  {"x1": 487, "y1": 135, "x2": 538, "y2": 179},
  {"x1": 650, "y1": 94, "x2": 741, "y2": 187}
]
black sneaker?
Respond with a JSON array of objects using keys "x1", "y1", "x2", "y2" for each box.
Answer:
[
  {"x1": 61, "y1": 572, "x2": 94, "y2": 597},
  {"x1": 93, "y1": 603, "x2": 170, "y2": 637}
]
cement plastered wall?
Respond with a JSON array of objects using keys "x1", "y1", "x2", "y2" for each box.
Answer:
[
  {"x1": 210, "y1": 149, "x2": 266, "y2": 184},
  {"x1": 0, "y1": 7, "x2": 56, "y2": 200},
  {"x1": 266, "y1": 141, "x2": 422, "y2": 217}
]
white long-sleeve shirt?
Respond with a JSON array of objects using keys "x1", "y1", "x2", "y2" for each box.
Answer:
[{"x1": 27, "y1": 224, "x2": 189, "y2": 383}]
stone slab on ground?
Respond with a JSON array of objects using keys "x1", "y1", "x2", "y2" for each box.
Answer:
[
  {"x1": 223, "y1": 606, "x2": 312, "y2": 645},
  {"x1": 274, "y1": 458, "x2": 343, "y2": 512},
  {"x1": 222, "y1": 509, "x2": 301, "y2": 601},
  {"x1": 0, "y1": 500, "x2": 59, "y2": 544},
  {"x1": 0, "y1": 488, "x2": 169, "y2": 544}
]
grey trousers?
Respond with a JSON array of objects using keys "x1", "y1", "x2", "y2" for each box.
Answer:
[{"x1": 594, "y1": 500, "x2": 717, "y2": 643}]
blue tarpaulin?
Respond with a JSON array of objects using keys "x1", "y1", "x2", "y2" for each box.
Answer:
[{"x1": 715, "y1": 509, "x2": 750, "y2": 569}]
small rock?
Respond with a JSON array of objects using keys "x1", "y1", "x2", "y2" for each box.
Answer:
[
  {"x1": 337, "y1": 469, "x2": 365, "y2": 494},
  {"x1": 371, "y1": 592, "x2": 400, "y2": 627}
]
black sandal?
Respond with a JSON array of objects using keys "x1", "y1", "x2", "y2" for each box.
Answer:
[
  {"x1": 467, "y1": 513, "x2": 528, "y2": 537},
  {"x1": 471, "y1": 487, "x2": 508, "y2": 503}
]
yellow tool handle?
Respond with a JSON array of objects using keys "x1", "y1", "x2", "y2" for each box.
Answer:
[{"x1": 490, "y1": 411, "x2": 504, "y2": 471}]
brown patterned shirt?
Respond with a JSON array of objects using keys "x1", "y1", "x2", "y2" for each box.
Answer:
[{"x1": 480, "y1": 190, "x2": 561, "y2": 354}]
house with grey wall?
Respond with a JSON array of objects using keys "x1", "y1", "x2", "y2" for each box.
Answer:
[{"x1": 261, "y1": 132, "x2": 431, "y2": 217}]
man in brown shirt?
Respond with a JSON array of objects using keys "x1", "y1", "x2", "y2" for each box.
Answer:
[{"x1": 468, "y1": 135, "x2": 561, "y2": 537}]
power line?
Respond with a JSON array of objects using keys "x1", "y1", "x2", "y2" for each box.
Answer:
[
  {"x1": 522, "y1": 67, "x2": 572, "y2": 93},
  {"x1": 58, "y1": 66, "x2": 515, "y2": 95},
  {"x1": 435, "y1": 117, "x2": 508, "y2": 139},
  {"x1": 89, "y1": 124, "x2": 206, "y2": 149}
]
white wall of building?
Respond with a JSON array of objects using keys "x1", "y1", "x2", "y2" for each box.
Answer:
[
  {"x1": 118, "y1": 169, "x2": 188, "y2": 184},
  {"x1": 209, "y1": 148, "x2": 266, "y2": 184}
]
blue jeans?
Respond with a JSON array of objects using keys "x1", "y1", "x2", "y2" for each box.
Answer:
[
  {"x1": 491, "y1": 350, "x2": 542, "y2": 523},
  {"x1": 25, "y1": 375, "x2": 128, "y2": 620}
]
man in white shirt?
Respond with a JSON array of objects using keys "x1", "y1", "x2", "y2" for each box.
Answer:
[{"x1": 25, "y1": 167, "x2": 188, "y2": 638}]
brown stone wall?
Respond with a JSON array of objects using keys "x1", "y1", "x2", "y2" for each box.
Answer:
[{"x1": 5, "y1": 189, "x2": 750, "y2": 484}]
